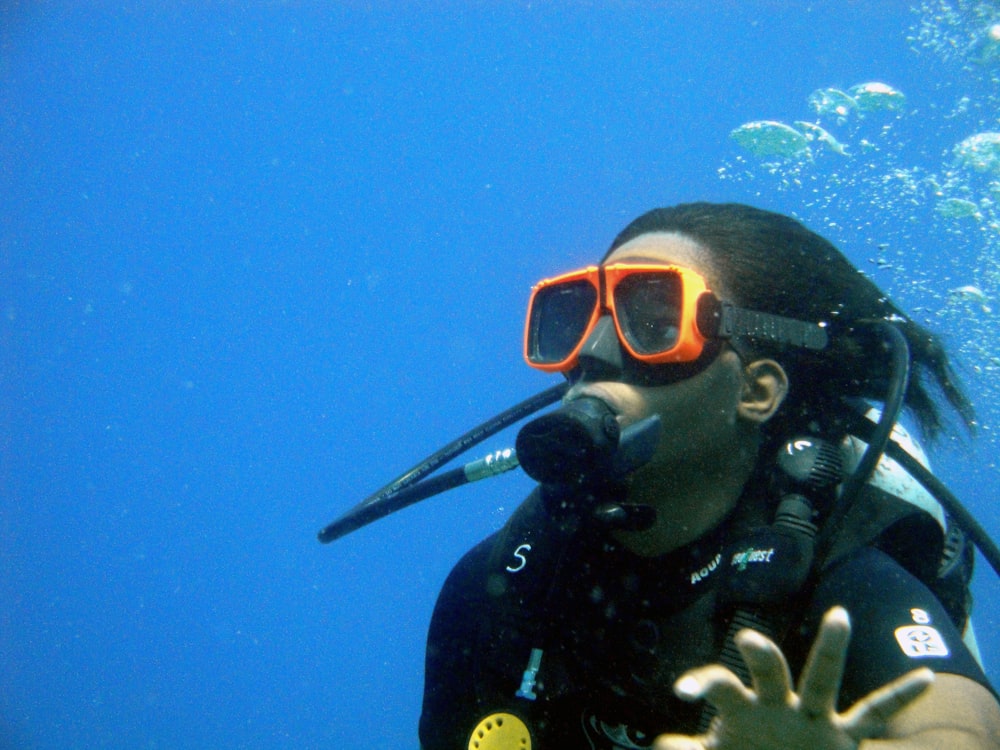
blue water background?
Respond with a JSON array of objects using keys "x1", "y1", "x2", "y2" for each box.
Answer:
[{"x1": 4, "y1": 3, "x2": 1000, "y2": 748}]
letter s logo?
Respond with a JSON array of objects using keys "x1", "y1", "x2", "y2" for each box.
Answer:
[{"x1": 506, "y1": 543, "x2": 532, "y2": 573}]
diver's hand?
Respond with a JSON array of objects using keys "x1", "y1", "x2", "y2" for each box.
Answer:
[{"x1": 654, "y1": 606, "x2": 934, "y2": 750}]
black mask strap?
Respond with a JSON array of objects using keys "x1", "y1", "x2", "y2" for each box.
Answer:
[{"x1": 697, "y1": 296, "x2": 829, "y2": 351}]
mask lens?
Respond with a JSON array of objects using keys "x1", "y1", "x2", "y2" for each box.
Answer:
[
  {"x1": 615, "y1": 271, "x2": 683, "y2": 355},
  {"x1": 528, "y1": 280, "x2": 598, "y2": 365}
]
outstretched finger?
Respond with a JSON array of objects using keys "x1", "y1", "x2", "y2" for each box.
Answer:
[
  {"x1": 734, "y1": 628, "x2": 793, "y2": 705},
  {"x1": 839, "y1": 668, "x2": 934, "y2": 738},
  {"x1": 674, "y1": 664, "x2": 754, "y2": 715},
  {"x1": 797, "y1": 606, "x2": 852, "y2": 717}
]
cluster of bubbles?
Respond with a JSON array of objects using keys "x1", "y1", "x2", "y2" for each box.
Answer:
[
  {"x1": 719, "y1": 1, "x2": 1000, "y2": 438},
  {"x1": 909, "y1": 0, "x2": 1000, "y2": 68},
  {"x1": 730, "y1": 82, "x2": 906, "y2": 161}
]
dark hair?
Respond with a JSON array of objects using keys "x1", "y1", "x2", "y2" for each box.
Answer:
[{"x1": 605, "y1": 203, "x2": 974, "y2": 441}]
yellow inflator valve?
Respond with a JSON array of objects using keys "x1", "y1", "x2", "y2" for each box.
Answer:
[{"x1": 467, "y1": 712, "x2": 531, "y2": 750}]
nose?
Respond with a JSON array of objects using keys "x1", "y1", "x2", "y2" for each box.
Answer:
[{"x1": 576, "y1": 315, "x2": 625, "y2": 381}]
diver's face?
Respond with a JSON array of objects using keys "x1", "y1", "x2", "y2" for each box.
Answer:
[{"x1": 564, "y1": 232, "x2": 750, "y2": 474}]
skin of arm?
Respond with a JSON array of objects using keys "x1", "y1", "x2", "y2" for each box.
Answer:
[
  {"x1": 864, "y1": 673, "x2": 1000, "y2": 750},
  {"x1": 653, "y1": 607, "x2": 1000, "y2": 750}
]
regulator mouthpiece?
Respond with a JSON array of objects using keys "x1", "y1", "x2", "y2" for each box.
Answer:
[
  {"x1": 515, "y1": 397, "x2": 620, "y2": 485},
  {"x1": 515, "y1": 397, "x2": 661, "y2": 487}
]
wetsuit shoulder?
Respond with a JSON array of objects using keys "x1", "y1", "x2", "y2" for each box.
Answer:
[
  {"x1": 789, "y1": 545, "x2": 994, "y2": 707},
  {"x1": 419, "y1": 532, "x2": 498, "y2": 750}
]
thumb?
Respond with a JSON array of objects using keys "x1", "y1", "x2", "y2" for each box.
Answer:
[{"x1": 653, "y1": 736, "x2": 708, "y2": 750}]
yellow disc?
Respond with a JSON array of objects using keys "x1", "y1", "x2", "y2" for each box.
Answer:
[{"x1": 467, "y1": 712, "x2": 531, "y2": 750}]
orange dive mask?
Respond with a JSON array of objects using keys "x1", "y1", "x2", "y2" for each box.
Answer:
[{"x1": 524, "y1": 262, "x2": 829, "y2": 374}]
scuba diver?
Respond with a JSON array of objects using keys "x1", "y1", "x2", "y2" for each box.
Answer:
[{"x1": 414, "y1": 204, "x2": 1000, "y2": 749}]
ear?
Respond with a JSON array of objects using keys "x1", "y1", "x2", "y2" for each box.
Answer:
[{"x1": 736, "y1": 358, "x2": 788, "y2": 424}]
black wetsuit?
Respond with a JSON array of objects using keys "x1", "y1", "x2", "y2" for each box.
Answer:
[{"x1": 419, "y1": 492, "x2": 993, "y2": 750}]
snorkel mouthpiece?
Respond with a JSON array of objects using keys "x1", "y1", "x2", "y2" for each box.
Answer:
[{"x1": 515, "y1": 397, "x2": 661, "y2": 530}]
